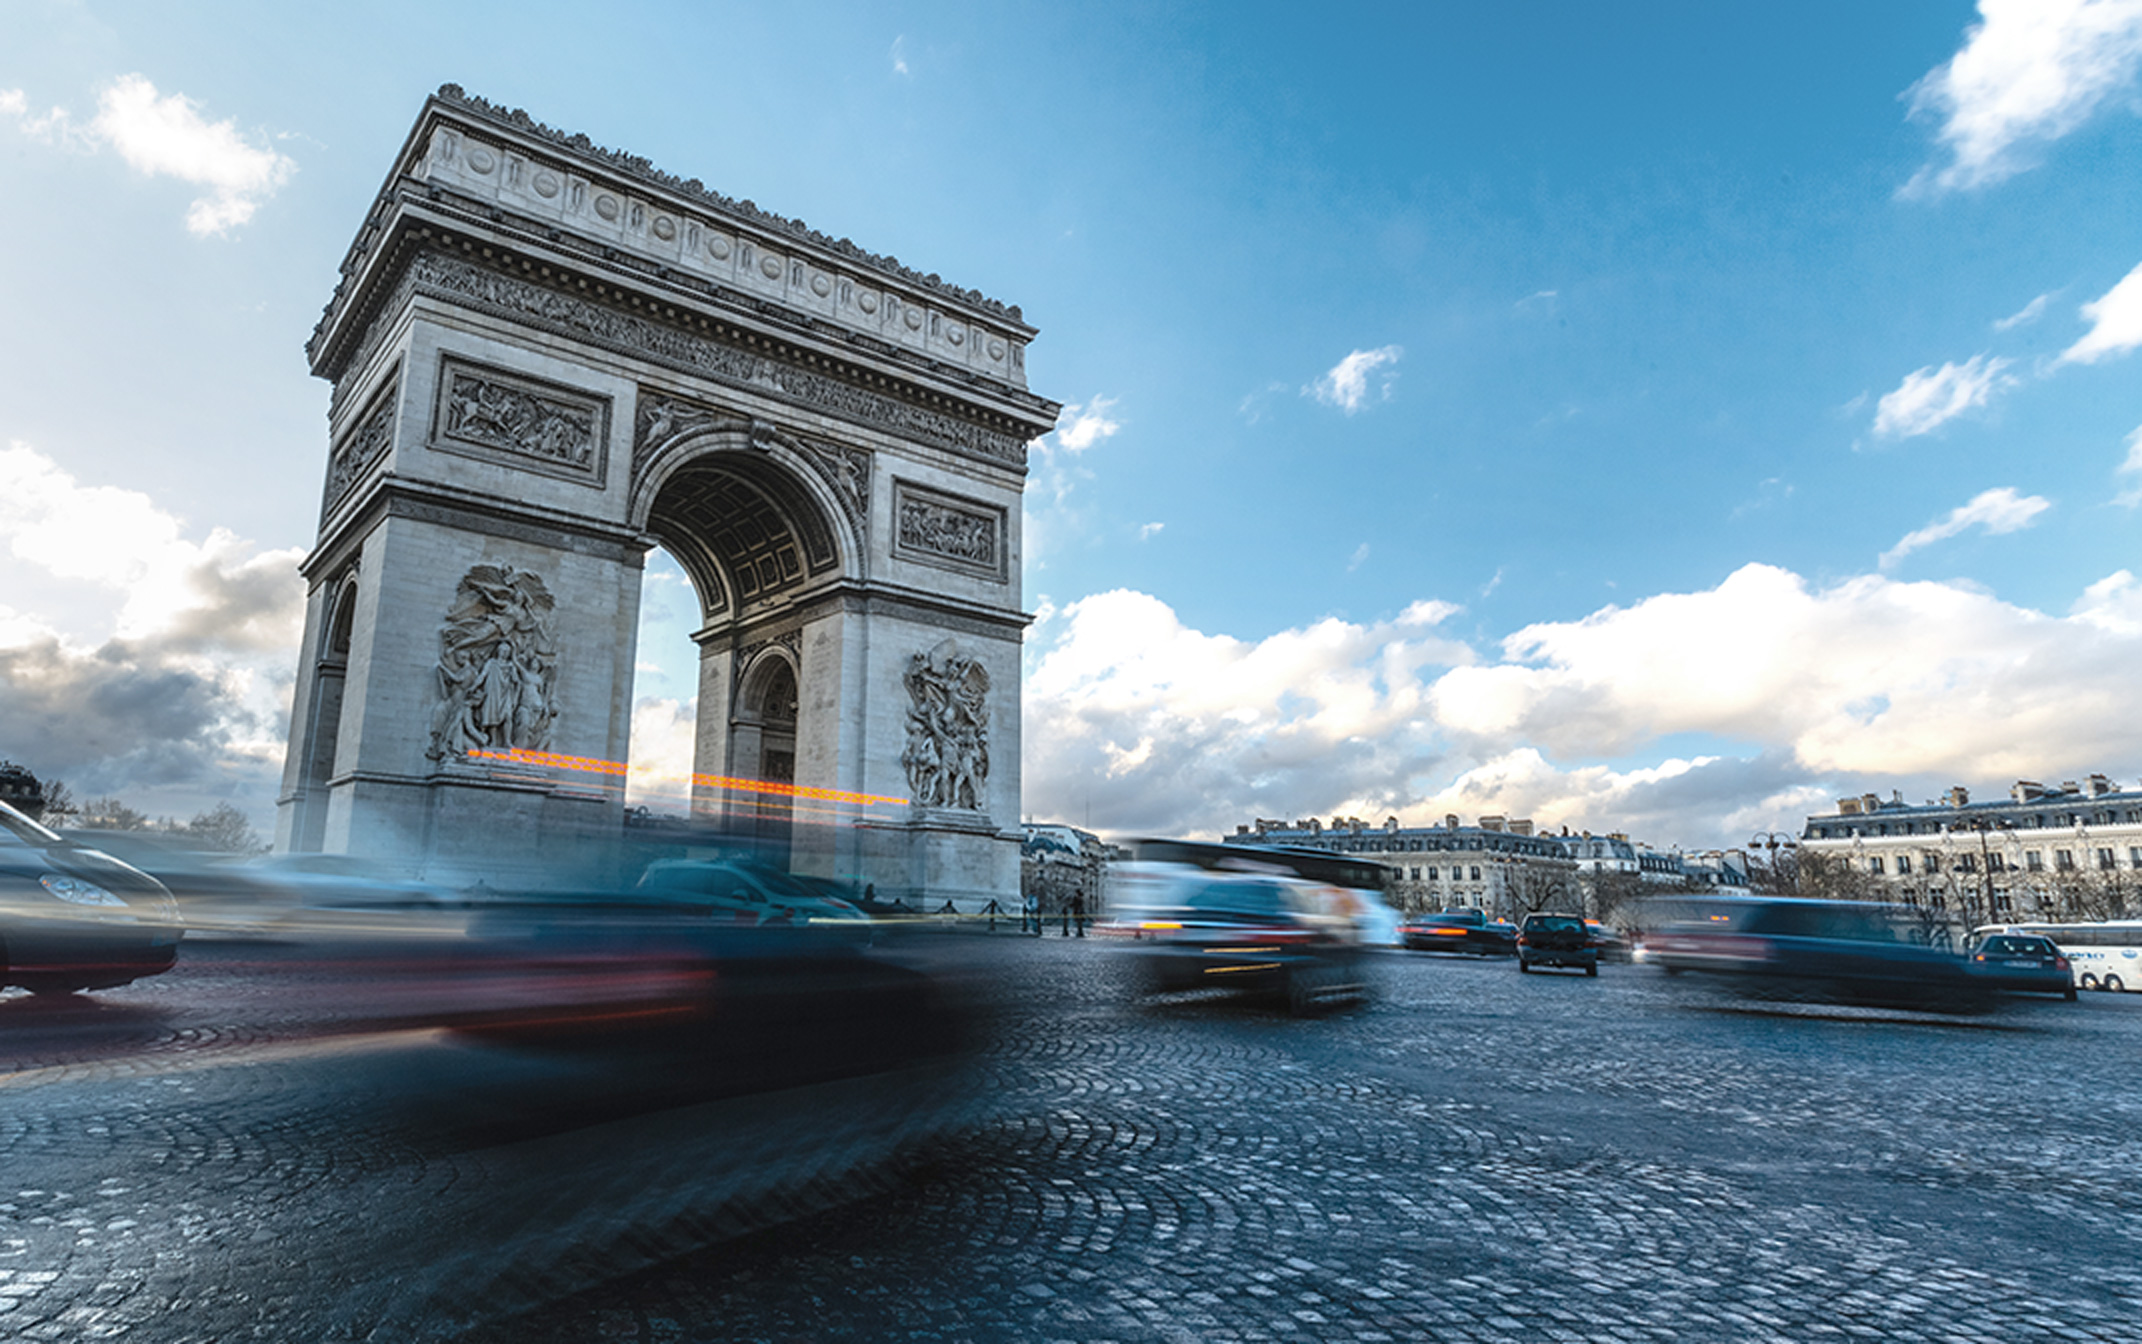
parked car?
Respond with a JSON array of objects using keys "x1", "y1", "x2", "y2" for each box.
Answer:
[
  {"x1": 1106, "y1": 855, "x2": 1371, "y2": 1014},
  {"x1": 1966, "y1": 933, "x2": 2077, "y2": 1001},
  {"x1": 1, "y1": 800, "x2": 182, "y2": 994},
  {"x1": 1643, "y1": 897, "x2": 1989, "y2": 1012},
  {"x1": 1517, "y1": 912, "x2": 1599, "y2": 975},
  {"x1": 1399, "y1": 908, "x2": 1516, "y2": 956}
]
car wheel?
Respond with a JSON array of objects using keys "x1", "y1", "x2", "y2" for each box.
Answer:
[
  {"x1": 1585, "y1": 962, "x2": 1598, "y2": 977},
  {"x1": 2105, "y1": 974, "x2": 2126, "y2": 994},
  {"x1": 1286, "y1": 967, "x2": 1323, "y2": 1017},
  {"x1": 1517, "y1": 958, "x2": 1529, "y2": 973}
]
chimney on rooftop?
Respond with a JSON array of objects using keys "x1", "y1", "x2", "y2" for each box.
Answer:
[
  {"x1": 1942, "y1": 786, "x2": 1970, "y2": 808},
  {"x1": 2088, "y1": 774, "x2": 2114, "y2": 797},
  {"x1": 2012, "y1": 780, "x2": 2044, "y2": 803}
]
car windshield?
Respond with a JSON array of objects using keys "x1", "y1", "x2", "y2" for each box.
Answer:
[
  {"x1": 1526, "y1": 916, "x2": 1584, "y2": 932},
  {"x1": 1183, "y1": 881, "x2": 1287, "y2": 916}
]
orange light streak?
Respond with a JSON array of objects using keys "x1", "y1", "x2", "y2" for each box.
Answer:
[{"x1": 464, "y1": 749, "x2": 905, "y2": 808}]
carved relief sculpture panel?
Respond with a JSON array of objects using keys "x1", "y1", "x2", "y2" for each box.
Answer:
[
  {"x1": 322, "y1": 373, "x2": 400, "y2": 516},
  {"x1": 901, "y1": 638, "x2": 990, "y2": 811},
  {"x1": 427, "y1": 564, "x2": 561, "y2": 760},
  {"x1": 430, "y1": 354, "x2": 611, "y2": 486},
  {"x1": 892, "y1": 480, "x2": 1005, "y2": 580}
]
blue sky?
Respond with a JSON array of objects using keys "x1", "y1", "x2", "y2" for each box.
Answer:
[{"x1": 4, "y1": 1, "x2": 2142, "y2": 848}]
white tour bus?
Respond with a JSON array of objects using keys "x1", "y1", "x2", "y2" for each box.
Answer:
[{"x1": 1971, "y1": 920, "x2": 2142, "y2": 993}]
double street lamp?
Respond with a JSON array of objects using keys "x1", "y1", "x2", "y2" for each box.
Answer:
[{"x1": 1748, "y1": 831, "x2": 1797, "y2": 893}]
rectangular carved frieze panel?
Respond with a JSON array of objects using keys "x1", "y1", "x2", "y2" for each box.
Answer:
[
  {"x1": 322, "y1": 369, "x2": 401, "y2": 519},
  {"x1": 892, "y1": 480, "x2": 1006, "y2": 581},
  {"x1": 429, "y1": 354, "x2": 611, "y2": 487}
]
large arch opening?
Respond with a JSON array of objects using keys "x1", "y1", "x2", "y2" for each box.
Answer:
[
  {"x1": 290, "y1": 574, "x2": 358, "y2": 853},
  {"x1": 624, "y1": 446, "x2": 851, "y2": 865}
]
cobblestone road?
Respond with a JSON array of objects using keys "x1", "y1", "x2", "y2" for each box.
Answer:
[{"x1": 3, "y1": 937, "x2": 2140, "y2": 1341}]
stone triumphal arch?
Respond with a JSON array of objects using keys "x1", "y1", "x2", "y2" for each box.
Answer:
[{"x1": 276, "y1": 87, "x2": 1058, "y2": 901}]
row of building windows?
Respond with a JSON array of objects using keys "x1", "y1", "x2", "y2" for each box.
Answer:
[
  {"x1": 1867, "y1": 846, "x2": 2142, "y2": 875},
  {"x1": 1398, "y1": 866, "x2": 1486, "y2": 882},
  {"x1": 1812, "y1": 809, "x2": 2142, "y2": 841}
]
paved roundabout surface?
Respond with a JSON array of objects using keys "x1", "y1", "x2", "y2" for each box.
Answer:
[{"x1": 3, "y1": 936, "x2": 2140, "y2": 1341}]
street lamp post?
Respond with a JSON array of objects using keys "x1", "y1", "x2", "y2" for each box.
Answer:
[{"x1": 1749, "y1": 831, "x2": 1797, "y2": 894}]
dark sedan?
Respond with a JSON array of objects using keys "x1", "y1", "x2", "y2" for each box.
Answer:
[
  {"x1": 1399, "y1": 908, "x2": 1516, "y2": 956},
  {"x1": 1, "y1": 800, "x2": 182, "y2": 995},
  {"x1": 1967, "y1": 933, "x2": 2077, "y2": 1001}
]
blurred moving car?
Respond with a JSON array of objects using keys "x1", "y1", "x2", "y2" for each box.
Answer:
[
  {"x1": 1516, "y1": 912, "x2": 1598, "y2": 976},
  {"x1": 1643, "y1": 897, "x2": 1989, "y2": 1012},
  {"x1": 1, "y1": 800, "x2": 181, "y2": 994},
  {"x1": 636, "y1": 859, "x2": 870, "y2": 936},
  {"x1": 1585, "y1": 920, "x2": 1632, "y2": 963},
  {"x1": 1107, "y1": 839, "x2": 1377, "y2": 1014},
  {"x1": 1399, "y1": 908, "x2": 1517, "y2": 956},
  {"x1": 1966, "y1": 933, "x2": 2077, "y2": 1001}
]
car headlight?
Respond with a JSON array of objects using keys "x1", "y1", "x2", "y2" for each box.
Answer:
[{"x1": 41, "y1": 875, "x2": 127, "y2": 907}]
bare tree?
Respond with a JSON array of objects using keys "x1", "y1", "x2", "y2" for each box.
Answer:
[
  {"x1": 1586, "y1": 870, "x2": 1649, "y2": 928},
  {"x1": 79, "y1": 797, "x2": 153, "y2": 831},
  {"x1": 182, "y1": 802, "x2": 267, "y2": 855}
]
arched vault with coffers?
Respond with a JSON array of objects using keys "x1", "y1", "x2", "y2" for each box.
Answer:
[{"x1": 276, "y1": 87, "x2": 1057, "y2": 902}]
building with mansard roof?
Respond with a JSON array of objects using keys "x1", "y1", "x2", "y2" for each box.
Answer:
[{"x1": 1798, "y1": 775, "x2": 2142, "y2": 924}]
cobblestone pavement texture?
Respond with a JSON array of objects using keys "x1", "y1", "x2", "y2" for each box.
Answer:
[{"x1": 3, "y1": 937, "x2": 2141, "y2": 1341}]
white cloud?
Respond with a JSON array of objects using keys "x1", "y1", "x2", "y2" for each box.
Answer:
[
  {"x1": 0, "y1": 442, "x2": 305, "y2": 820},
  {"x1": 1993, "y1": 292, "x2": 2051, "y2": 330},
  {"x1": 625, "y1": 695, "x2": 699, "y2": 812},
  {"x1": 3, "y1": 76, "x2": 293, "y2": 235},
  {"x1": 2115, "y1": 424, "x2": 2142, "y2": 506},
  {"x1": 1137, "y1": 522, "x2": 1164, "y2": 541},
  {"x1": 2059, "y1": 259, "x2": 2142, "y2": 364},
  {"x1": 1346, "y1": 542, "x2": 1371, "y2": 572},
  {"x1": 1877, "y1": 486, "x2": 2051, "y2": 570},
  {"x1": 1903, "y1": 0, "x2": 2142, "y2": 196},
  {"x1": 1024, "y1": 564, "x2": 2142, "y2": 846},
  {"x1": 890, "y1": 36, "x2": 911, "y2": 77},
  {"x1": 1054, "y1": 395, "x2": 1122, "y2": 452},
  {"x1": 1022, "y1": 591, "x2": 1471, "y2": 835},
  {"x1": 1871, "y1": 354, "x2": 2015, "y2": 438},
  {"x1": 1307, "y1": 345, "x2": 1403, "y2": 414},
  {"x1": 0, "y1": 443, "x2": 304, "y2": 648}
]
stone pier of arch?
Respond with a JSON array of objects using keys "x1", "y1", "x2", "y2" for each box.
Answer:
[{"x1": 275, "y1": 87, "x2": 1058, "y2": 905}]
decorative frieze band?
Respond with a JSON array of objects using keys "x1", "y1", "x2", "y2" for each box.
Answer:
[
  {"x1": 408, "y1": 251, "x2": 1028, "y2": 468},
  {"x1": 429, "y1": 354, "x2": 610, "y2": 487},
  {"x1": 892, "y1": 480, "x2": 1006, "y2": 581}
]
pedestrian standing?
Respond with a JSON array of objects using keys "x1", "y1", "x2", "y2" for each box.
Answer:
[{"x1": 1071, "y1": 890, "x2": 1086, "y2": 938}]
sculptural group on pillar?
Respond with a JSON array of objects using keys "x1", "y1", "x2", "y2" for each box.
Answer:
[
  {"x1": 901, "y1": 639, "x2": 990, "y2": 811},
  {"x1": 428, "y1": 564, "x2": 561, "y2": 760}
]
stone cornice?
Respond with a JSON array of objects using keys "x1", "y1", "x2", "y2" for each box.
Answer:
[
  {"x1": 312, "y1": 91, "x2": 1049, "y2": 405},
  {"x1": 699, "y1": 580, "x2": 1032, "y2": 648},
  {"x1": 303, "y1": 474, "x2": 648, "y2": 582}
]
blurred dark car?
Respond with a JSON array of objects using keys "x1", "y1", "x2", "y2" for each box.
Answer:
[
  {"x1": 1399, "y1": 908, "x2": 1516, "y2": 956},
  {"x1": 636, "y1": 859, "x2": 871, "y2": 939},
  {"x1": 1586, "y1": 920, "x2": 1632, "y2": 963},
  {"x1": 1, "y1": 800, "x2": 182, "y2": 994},
  {"x1": 1644, "y1": 897, "x2": 1989, "y2": 1011},
  {"x1": 1517, "y1": 912, "x2": 1598, "y2": 975},
  {"x1": 1967, "y1": 933, "x2": 2077, "y2": 1001},
  {"x1": 1107, "y1": 860, "x2": 1369, "y2": 1014}
]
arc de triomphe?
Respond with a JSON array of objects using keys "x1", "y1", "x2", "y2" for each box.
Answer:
[{"x1": 275, "y1": 87, "x2": 1057, "y2": 900}]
